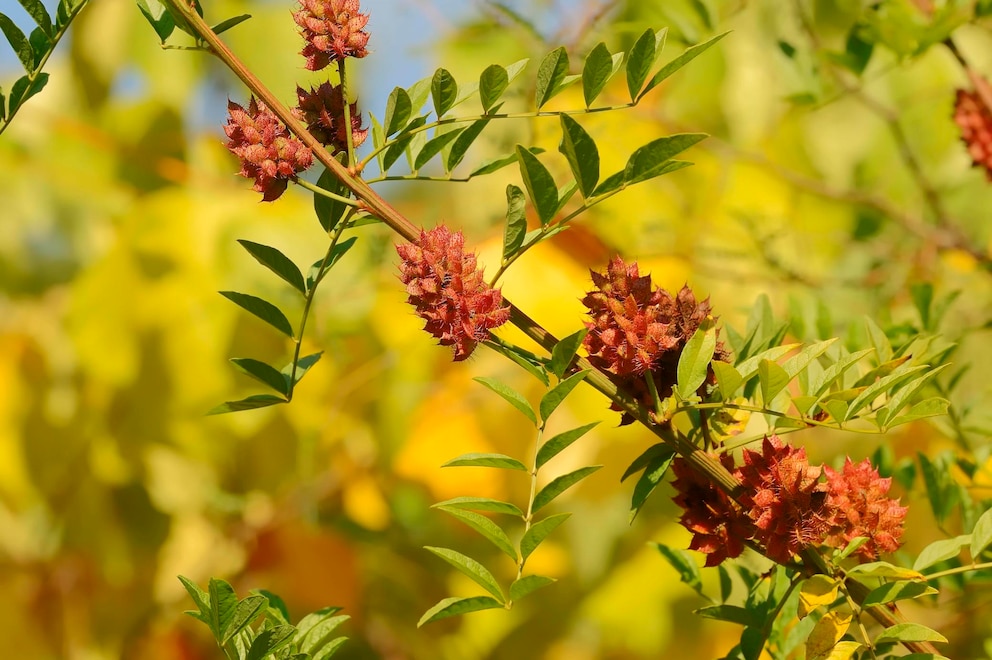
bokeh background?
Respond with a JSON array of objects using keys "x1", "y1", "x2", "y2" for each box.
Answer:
[{"x1": 2, "y1": 0, "x2": 992, "y2": 658}]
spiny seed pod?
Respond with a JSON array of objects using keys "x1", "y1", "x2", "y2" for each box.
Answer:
[
  {"x1": 223, "y1": 97, "x2": 313, "y2": 201},
  {"x1": 581, "y1": 256, "x2": 724, "y2": 423},
  {"x1": 953, "y1": 87, "x2": 992, "y2": 180},
  {"x1": 396, "y1": 226, "x2": 510, "y2": 361},
  {"x1": 295, "y1": 82, "x2": 368, "y2": 153},
  {"x1": 736, "y1": 436, "x2": 831, "y2": 564},
  {"x1": 670, "y1": 454, "x2": 752, "y2": 567},
  {"x1": 824, "y1": 458, "x2": 907, "y2": 561},
  {"x1": 293, "y1": 0, "x2": 370, "y2": 71}
]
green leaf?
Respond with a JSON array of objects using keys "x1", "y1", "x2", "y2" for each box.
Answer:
[
  {"x1": 676, "y1": 320, "x2": 716, "y2": 399},
  {"x1": 1, "y1": 86, "x2": 6, "y2": 122},
  {"x1": 431, "y1": 68, "x2": 458, "y2": 118},
  {"x1": 313, "y1": 167, "x2": 351, "y2": 233},
  {"x1": 886, "y1": 397, "x2": 948, "y2": 428},
  {"x1": 470, "y1": 146, "x2": 545, "y2": 177},
  {"x1": 874, "y1": 623, "x2": 947, "y2": 645},
  {"x1": 432, "y1": 497, "x2": 523, "y2": 516},
  {"x1": 282, "y1": 351, "x2": 322, "y2": 385},
  {"x1": 878, "y1": 367, "x2": 947, "y2": 428},
  {"x1": 539, "y1": 370, "x2": 588, "y2": 422},
  {"x1": 582, "y1": 42, "x2": 618, "y2": 107},
  {"x1": 424, "y1": 546, "x2": 504, "y2": 602},
  {"x1": 230, "y1": 358, "x2": 290, "y2": 396},
  {"x1": 237, "y1": 240, "x2": 306, "y2": 295},
  {"x1": 446, "y1": 116, "x2": 493, "y2": 171},
  {"x1": 712, "y1": 361, "x2": 743, "y2": 399},
  {"x1": 136, "y1": 0, "x2": 176, "y2": 41},
  {"x1": 655, "y1": 544, "x2": 704, "y2": 597},
  {"x1": 845, "y1": 562, "x2": 923, "y2": 580},
  {"x1": 781, "y1": 339, "x2": 836, "y2": 379},
  {"x1": 629, "y1": 449, "x2": 676, "y2": 523},
  {"x1": 811, "y1": 348, "x2": 874, "y2": 398},
  {"x1": 178, "y1": 575, "x2": 211, "y2": 621},
  {"x1": 509, "y1": 575, "x2": 556, "y2": 601},
  {"x1": 845, "y1": 365, "x2": 928, "y2": 421},
  {"x1": 7, "y1": 71, "x2": 48, "y2": 112},
  {"x1": 639, "y1": 31, "x2": 730, "y2": 101},
  {"x1": 913, "y1": 535, "x2": 971, "y2": 572},
  {"x1": 549, "y1": 328, "x2": 588, "y2": 379},
  {"x1": 625, "y1": 134, "x2": 707, "y2": 184},
  {"x1": 479, "y1": 63, "x2": 509, "y2": 113},
  {"x1": 502, "y1": 184, "x2": 527, "y2": 261},
  {"x1": 207, "y1": 394, "x2": 286, "y2": 415},
  {"x1": 306, "y1": 237, "x2": 357, "y2": 291},
  {"x1": 626, "y1": 28, "x2": 665, "y2": 101},
  {"x1": 219, "y1": 291, "x2": 294, "y2": 338},
  {"x1": 759, "y1": 359, "x2": 790, "y2": 404},
  {"x1": 532, "y1": 466, "x2": 602, "y2": 513},
  {"x1": 442, "y1": 452, "x2": 527, "y2": 471},
  {"x1": 413, "y1": 127, "x2": 466, "y2": 170},
  {"x1": 536, "y1": 422, "x2": 599, "y2": 470},
  {"x1": 535, "y1": 46, "x2": 569, "y2": 108},
  {"x1": 212, "y1": 13, "x2": 250, "y2": 35},
  {"x1": 862, "y1": 581, "x2": 938, "y2": 607},
  {"x1": 221, "y1": 594, "x2": 267, "y2": 645},
  {"x1": 208, "y1": 578, "x2": 238, "y2": 641},
  {"x1": 971, "y1": 507, "x2": 992, "y2": 558},
  {"x1": 434, "y1": 506, "x2": 517, "y2": 560},
  {"x1": 18, "y1": 0, "x2": 53, "y2": 35},
  {"x1": 520, "y1": 512, "x2": 570, "y2": 562},
  {"x1": 296, "y1": 608, "x2": 348, "y2": 653},
  {"x1": 485, "y1": 338, "x2": 549, "y2": 387},
  {"x1": 621, "y1": 443, "x2": 672, "y2": 482},
  {"x1": 864, "y1": 317, "x2": 893, "y2": 364},
  {"x1": 0, "y1": 13, "x2": 33, "y2": 71},
  {"x1": 558, "y1": 115, "x2": 599, "y2": 198},
  {"x1": 246, "y1": 624, "x2": 296, "y2": 660},
  {"x1": 473, "y1": 376, "x2": 537, "y2": 425},
  {"x1": 417, "y1": 596, "x2": 503, "y2": 627},
  {"x1": 591, "y1": 169, "x2": 625, "y2": 197},
  {"x1": 384, "y1": 86, "x2": 412, "y2": 136},
  {"x1": 515, "y1": 145, "x2": 558, "y2": 225},
  {"x1": 695, "y1": 605, "x2": 762, "y2": 628}
]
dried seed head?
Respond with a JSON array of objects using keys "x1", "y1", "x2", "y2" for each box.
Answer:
[
  {"x1": 397, "y1": 226, "x2": 510, "y2": 361},
  {"x1": 223, "y1": 97, "x2": 313, "y2": 201},
  {"x1": 953, "y1": 86, "x2": 992, "y2": 180},
  {"x1": 295, "y1": 82, "x2": 368, "y2": 153},
  {"x1": 293, "y1": 0, "x2": 370, "y2": 71},
  {"x1": 824, "y1": 458, "x2": 907, "y2": 561}
]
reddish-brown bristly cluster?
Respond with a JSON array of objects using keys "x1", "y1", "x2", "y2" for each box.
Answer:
[
  {"x1": 581, "y1": 256, "x2": 722, "y2": 423},
  {"x1": 953, "y1": 86, "x2": 992, "y2": 180},
  {"x1": 223, "y1": 97, "x2": 314, "y2": 201},
  {"x1": 295, "y1": 82, "x2": 368, "y2": 153},
  {"x1": 293, "y1": 0, "x2": 370, "y2": 71},
  {"x1": 670, "y1": 435, "x2": 908, "y2": 566},
  {"x1": 824, "y1": 458, "x2": 907, "y2": 561},
  {"x1": 396, "y1": 226, "x2": 511, "y2": 361},
  {"x1": 671, "y1": 453, "x2": 750, "y2": 567}
]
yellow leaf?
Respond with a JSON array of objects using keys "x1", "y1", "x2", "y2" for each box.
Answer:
[
  {"x1": 798, "y1": 574, "x2": 840, "y2": 619},
  {"x1": 806, "y1": 611, "x2": 853, "y2": 660},
  {"x1": 818, "y1": 640, "x2": 862, "y2": 660}
]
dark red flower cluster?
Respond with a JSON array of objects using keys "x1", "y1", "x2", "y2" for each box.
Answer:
[
  {"x1": 396, "y1": 226, "x2": 511, "y2": 361},
  {"x1": 824, "y1": 458, "x2": 907, "y2": 561},
  {"x1": 295, "y1": 82, "x2": 368, "y2": 154},
  {"x1": 293, "y1": 0, "x2": 370, "y2": 71},
  {"x1": 581, "y1": 256, "x2": 722, "y2": 422},
  {"x1": 670, "y1": 436, "x2": 907, "y2": 566},
  {"x1": 670, "y1": 453, "x2": 751, "y2": 567},
  {"x1": 223, "y1": 97, "x2": 314, "y2": 201},
  {"x1": 953, "y1": 86, "x2": 992, "y2": 180}
]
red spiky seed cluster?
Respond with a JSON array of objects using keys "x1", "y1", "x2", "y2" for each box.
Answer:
[
  {"x1": 223, "y1": 97, "x2": 313, "y2": 201},
  {"x1": 670, "y1": 454, "x2": 752, "y2": 567},
  {"x1": 671, "y1": 436, "x2": 907, "y2": 566},
  {"x1": 736, "y1": 436, "x2": 831, "y2": 564},
  {"x1": 293, "y1": 0, "x2": 370, "y2": 71},
  {"x1": 295, "y1": 82, "x2": 368, "y2": 153},
  {"x1": 397, "y1": 226, "x2": 510, "y2": 361},
  {"x1": 953, "y1": 87, "x2": 992, "y2": 180},
  {"x1": 582, "y1": 256, "x2": 721, "y2": 422},
  {"x1": 824, "y1": 458, "x2": 907, "y2": 561}
]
